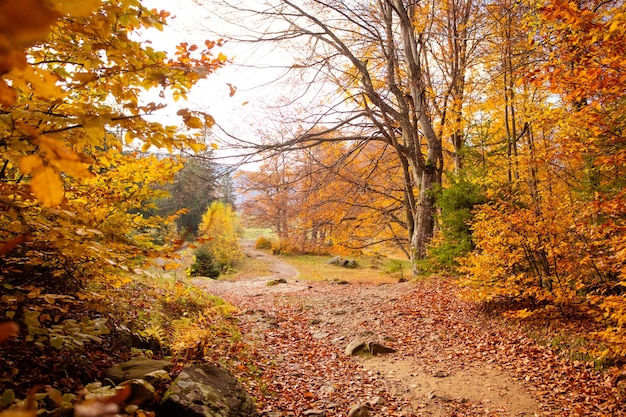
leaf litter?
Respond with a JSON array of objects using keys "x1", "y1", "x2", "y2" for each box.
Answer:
[{"x1": 195, "y1": 250, "x2": 624, "y2": 417}]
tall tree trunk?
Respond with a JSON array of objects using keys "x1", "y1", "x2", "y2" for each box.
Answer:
[{"x1": 393, "y1": 0, "x2": 444, "y2": 272}]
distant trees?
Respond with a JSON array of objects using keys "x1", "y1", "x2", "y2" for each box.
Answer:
[
  {"x1": 238, "y1": 141, "x2": 409, "y2": 255},
  {"x1": 156, "y1": 151, "x2": 236, "y2": 238}
]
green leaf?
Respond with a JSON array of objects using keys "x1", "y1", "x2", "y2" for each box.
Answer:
[{"x1": 0, "y1": 390, "x2": 15, "y2": 407}]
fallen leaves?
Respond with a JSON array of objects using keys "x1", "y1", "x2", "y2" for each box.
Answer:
[{"x1": 198, "y1": 276, "x2": 626, "y2": 416}]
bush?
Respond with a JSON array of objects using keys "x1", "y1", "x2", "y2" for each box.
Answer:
[
  {"x1": 255, "y1": 236, "x2": 274, "y2": 250},
  {"x1": 188, "y1": 246, "x2": 221, "y2": 278},
  {"x1": 430, "y1": 174, "x2": 486, "y2": 269},
  {"x1": 197, "y1": 201, "x2": 243, "y2": 270}
]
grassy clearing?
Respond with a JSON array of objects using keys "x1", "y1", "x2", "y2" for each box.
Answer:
[
  {"x1": 278, "y1": 253, "x2": 411, "y2": 284},
  {"x1": 241, "y1": 227, "x2": 277, "y2": 241}
]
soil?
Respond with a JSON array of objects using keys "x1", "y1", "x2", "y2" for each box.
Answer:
[{"x1": 193, "y1": 243, "x2": 620, "y2": 416}]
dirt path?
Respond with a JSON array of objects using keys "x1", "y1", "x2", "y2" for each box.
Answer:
[{"x1": 194, "y1": 245, "x2": 621, "y2": 416}]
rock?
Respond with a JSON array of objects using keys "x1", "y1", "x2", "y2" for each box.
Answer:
[
  {"x1": 326, "y1": 256, "x2": 342, "y2": 265},
  {"x1": 312, "y1": 331, "x2": 329, "y2": 340},
  {"x1": 267, "y1": 278, "x2": 287, "y2": 286},
  {"x1": 367, "y1": 341, "x2": 396, "y2": 355},
  {"x1": 348, "y1": 404, "x2": 371, "y2": 417},
  {"x1": 343, "y1": 259, "x2": 357, "y2": 268},
  {"x1": 119, "y1": 379, "x2": 155, "y2": 407},
  {"x1": 160, "y1": 364, "x2": 259, "y2": 417},
  {"x1": 319, "y1": 384, "x2": 335, "y2": 394},
  {"x1": 143, "y1": 369, "x2": 171, "y2": 389},
  {"x1": 103, "y1": 357, "x2": 173, "y2": 384},
  {"x1": 345, "y1": 338, "x2": 367, "y2": 355},
  {"x1": 369, "y1": 396, "x2": 385, "y2": 405},
  {"x1": 326, "y1": 256, "x2": 357, "y2": 268},
  {"x1": 303, "y1": 409, "x2": 326, "y2": 416}
]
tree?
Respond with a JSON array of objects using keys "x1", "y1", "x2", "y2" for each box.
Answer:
[
  {"x1": 156, "y1": 151, "x2": 219, "y2": 237},
  {"x1": 459, "y1": 0, "x2": 626, "y2": 360},
  {"x1": 196, "y1": 201, "x2": 243, "y2": 271},
  {"x1": 209, "y1": 0, "x2": 482, "y2": 273},
  {"x1": 1, "y1": 0, "x2": 226, "y2": 287}
]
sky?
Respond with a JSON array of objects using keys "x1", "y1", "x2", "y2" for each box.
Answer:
[{"x1": 140, "y1": 0, "x2": 296, "y2": 166}]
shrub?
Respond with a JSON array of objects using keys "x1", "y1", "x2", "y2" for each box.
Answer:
[
  {"x1": 430, "y1": 174, "x2": 486, "y2": 269},
  {"x1": 197, "y1": 201, "x2": 243, "y2": 270},
  {"x1": 255, "y1": 236, "x2": 273, "y2": 250},
  {"x1": 188, "y1": 246, "x2": 221, "y2": 278}
]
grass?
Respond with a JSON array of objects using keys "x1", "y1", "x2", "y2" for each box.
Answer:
[
  {"x1": 277, "y1": 253, "x2": 412, "y2": 284},
  {"x1": 241, "y1": 227, "x2": 278, "y2": 241}
]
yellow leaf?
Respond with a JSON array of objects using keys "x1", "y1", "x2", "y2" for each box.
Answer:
[
  {"x1": 31, "y1": 166, "x2": 64, "y2": 207},
  {"x1": 10, "y1": 66, "x2": 64, "y2": 99},
  {"x1": 19, "y1": 155, "x2": 43, "y2": 174},
  {"x1": 188, "y1": 142, "x2": 206, "y2": 153},
  {"x1": 184, "y1": 116, "x2": 204, "y2": 129},
  {"x1": 83, "y1": 117, "x2": 109, "y2": 143},
  {"x1": 37, "y1": 136, "x2": 80, "y2": 162},
  {"x1": 210, "y1": 143, "x2": 218, "y2": 150}
]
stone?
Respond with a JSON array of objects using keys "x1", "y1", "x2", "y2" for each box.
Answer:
[
  {"x1": 302, "y1": 409, "x2": 326, "y2": 416},
  {"x1": 267, "y1": 278, "x2": 287, "y2": 286},
  {"x1": 160, "y1": 364, "x2": 259, "y2": 417},
  {"x1": 348, "y1": 404, "x2": 371, "y2": 417},
  {"x1": 325, "y1": 256, "x2": 357, "y2": 268},
  {"x1": 103, "y1": 357, "x2": 173, "y2": 384},
  {"x1": 369, "y1": 396, "x2": 385, "y2": 406},
  {"x1": 312, "y1": 331, "x2": 329, "y2": 340},
  {"x1": 326, "y1": 256, "x2": 342, "y2": 265},
  {"x1": 119, "y1": 379, "x2": 156, "y2": 407},
  {"x1": 143, "y1": 369, "x2": 171, "y2": 388},
  {"x1": 345, "y1": 338, "x2": 367, "y2": 355},
  {"x1": 367, "y1": 342, "x2": 396, "y2": 355}
]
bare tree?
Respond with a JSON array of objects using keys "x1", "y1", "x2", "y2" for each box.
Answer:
[{"x1": 204, "y1": 0, "x2": 482, "y2": 273}]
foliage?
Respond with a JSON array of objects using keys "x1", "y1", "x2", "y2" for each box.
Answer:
[
  {"x1": 0, "y1": 0, "x2": 235, "y2": 413},
  {"x1": 238, "y1": 143, "x2": 408, "y2": 257},
  {"x1": 155, "y1": 151, "x2": 235, "y2": 238},
  {"x1": 254, "y1": 236, "x2": 274, "y2": 250},
  {"x1": 188, "y1": 246, "x2": 222, "y2": 278},
  {"x1": 197, "y1": 201, "x2": 243, "y2": 271},
  {"x1": 429, "y1": 175, "x2": 486, "y2": 269},
  {"x1": 458, "y1": 0, "x2": 626, "y2": 361},
  {"x1": 0, "y1": 0, "x2": 226, "y2": 294}
]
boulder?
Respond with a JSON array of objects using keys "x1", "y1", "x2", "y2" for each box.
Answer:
[
  {"x1": 348, "y1": 404, "x2": 371, "y2": 417},
  {"x1": 160, "y1": 364, "x2": 259, "y2": 417},
  {"x1": 367, "y1": 341, "x2": 396, "y2": 355},
  {"x1": 119, "y1": 379, "x2": 156, "y2": 407},
  {"x1": 326, "y1": 256, "x2": 357, "y2": 268},
  {"x1": 345, "y1": 338, "x2": 367, "y2": 355},
  {"x1": 103, "y1": 357, "x2": 173, "y2": 384}
]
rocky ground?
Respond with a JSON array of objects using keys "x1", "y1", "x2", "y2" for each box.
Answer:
[{"x1": 193, "y1": 245, "x2": 624, "y2": 417}]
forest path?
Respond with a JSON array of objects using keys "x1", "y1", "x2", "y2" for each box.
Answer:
[{"x1": 193, "y1": 243, "x2": 616, "y2": 416}]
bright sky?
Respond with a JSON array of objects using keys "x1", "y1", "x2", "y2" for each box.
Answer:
[{"x1": 140, "y1": 0, "x2": 296, "y2": 165}]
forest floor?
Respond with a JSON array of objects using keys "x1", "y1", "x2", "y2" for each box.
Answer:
[{"x1": 194, "y1": 243, "x2": 624, "y2": 417}]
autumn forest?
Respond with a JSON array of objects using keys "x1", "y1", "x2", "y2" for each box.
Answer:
[{"x1": 1, "y1": 0, "x2": 626, "y2": 415}]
